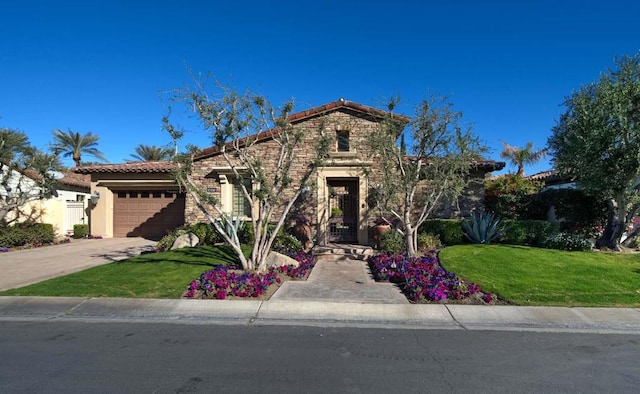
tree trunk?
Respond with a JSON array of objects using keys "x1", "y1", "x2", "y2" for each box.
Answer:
[{"x1": 595, "y1": 199, "x2": 625, "y2": 250}]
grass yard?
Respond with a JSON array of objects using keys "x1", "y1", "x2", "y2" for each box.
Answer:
[
  {"x1": 0, "y1": 245, "x2": 250, "y2": 299},
  {"x1": 440, "y1": 244, "x2": 640, "y2": 307}
]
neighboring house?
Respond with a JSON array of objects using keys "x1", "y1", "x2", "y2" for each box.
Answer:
[
  {"x1": 44, "y1": 172, "x2": 92, "y2": 236},
  {"x1": 0, "y1": 166, "x2": 91, "y2": 236},
  {"x1": 76, "y1": 99, "x2": 504, "y2": 243},
  {"x1": 527, "y1": 170, "x2": 576, "y2": 191}
]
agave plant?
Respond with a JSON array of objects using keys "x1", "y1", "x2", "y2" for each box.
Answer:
[
  {"x1": 462, "y1": 211, "x2": 504, "y2": 244},
  {"x1": 215, "y1": 212, "x2": 246, "y2": 241}
]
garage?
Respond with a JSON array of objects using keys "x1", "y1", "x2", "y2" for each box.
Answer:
[{"x1": 113, "y1": 190, "x2": 185, "y2": 240}]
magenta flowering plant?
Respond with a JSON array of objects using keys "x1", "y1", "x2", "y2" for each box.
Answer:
[
  {"x1": 184, "y1": 264, "x2": 281, "y2": 299},
  {"x1": 273, "y1": 248, "x2": 316, "y2": 279},
  {"x1": 185, "y1": 248, "x2": 316, "y2": 299},
  {"x1": 368, "y1": 251, "x2": 496, "y2": 304}
]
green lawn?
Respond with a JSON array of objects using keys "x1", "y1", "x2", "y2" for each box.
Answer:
[
  {"x1": 440, "y1": 244, "x2": 640, "y2": 307},
  {"x1": 0, "y1": 245, "x2": 250, "y2": 299}
]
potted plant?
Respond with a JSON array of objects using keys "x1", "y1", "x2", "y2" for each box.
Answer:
[
  {"x1": 373, "y1": 216, "x2": 392, "y2": 249},
  {"x1": 293, "y1": 216, "x2": 312, "y2": 249}
]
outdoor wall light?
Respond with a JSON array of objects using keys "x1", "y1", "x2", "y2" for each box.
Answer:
[{"x1": 90, "y1": 192, "x2": 100, "y2": 204}]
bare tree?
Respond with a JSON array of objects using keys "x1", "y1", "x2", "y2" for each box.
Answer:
[
  {"x1": 165, "y1": 80, "x2": 330, "y2": 271},
  {"x1": 1, "y1": 128, "x2": 61, "y2": 225}
]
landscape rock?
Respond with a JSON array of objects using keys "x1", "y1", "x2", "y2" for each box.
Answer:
[
  {"x1": 170, "y1": 233, "x2": 200, "y2": 250},
  {"x1": 265, "y1": 251, "x2": 300, "y2": 268}
]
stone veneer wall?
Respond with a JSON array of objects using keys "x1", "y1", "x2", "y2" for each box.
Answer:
[
  {"x1": 186, "y1": 108, "x2": 492, "y2": 242},
  {"x1": 185, "y1": 109, "x2": 382, "y2": 228}
]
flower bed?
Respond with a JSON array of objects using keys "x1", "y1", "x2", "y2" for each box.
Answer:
[
  {"x1": 368, "y1": 251, "x2": 496, "y2": 304},
  {"x1": 184, "y1": 249, "x2": 316, "y2": 300}
]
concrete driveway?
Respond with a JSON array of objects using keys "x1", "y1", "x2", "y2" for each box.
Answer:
[{"x1": 0, "y1": 238, "x2": 156, "y2": 291}]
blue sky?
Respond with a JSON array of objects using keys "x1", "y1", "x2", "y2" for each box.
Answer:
[{"x1": 2, "y1": 0, "x2": 639, "y2": 175}]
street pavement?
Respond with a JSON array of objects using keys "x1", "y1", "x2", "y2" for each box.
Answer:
[{"x1": 1, "y1": 240, "x2": 639, "y2": 333}]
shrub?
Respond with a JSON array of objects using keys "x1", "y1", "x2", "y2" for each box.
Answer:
[
  {"x1": 419, "y1": 219, "x2": 464, "y2": 245},
  {"x1": 539, "y1": 189, "x2": 607, "y2": 236},
  {"x1": 500, "y1": 220, "x2": 559, "y2": 246},
  {"x1": 417, "y1": 233, "x2": 443, "y2": 251},
  {"x1": 543, "y1": 232, "x2": 593, "y2": 251},
  {"x1": 484, "y1": 174, "x2": 544, "y2": 219},
  {"x1": 238, "y1": 221, "x2": 254, "y2": 245},
  {"x1": 379, "y1": 229, "x2": 405, "y2": 252},
  {"x1": 273, "y1": 231, "x2": 303, "y2": 252},
  {"x1": 0, "y1": 223, "x2": 55, "y2": 247},
  {"x1": 190, "y1": 222, "x2": 220, "y2": 245},
  {"x1": 156, "y1": 224, "x2": 204, "y2": 251},
  {"x1": 462, "y1": 212, "x2": 503, "y2": 244},
  {"x1": 73, "y1": 224, "x2": 89, "y2": 239}
]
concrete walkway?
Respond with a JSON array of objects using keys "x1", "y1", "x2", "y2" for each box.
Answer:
[
  {"x1": 270, "y1": 254, "x2": 408, "y2": 304},
  {"x1": 0, "y1": 238, "x2": 156, "y2": 291}
]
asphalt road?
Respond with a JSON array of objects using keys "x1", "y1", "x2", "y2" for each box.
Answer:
[{"x1": 1, "y1": 321, "x2": 638, "y2": 393}]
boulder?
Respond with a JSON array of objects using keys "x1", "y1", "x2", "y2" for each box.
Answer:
[
  {"x1": 265, "y1": 251, "x2": 300, "y2": 268},
  {"x1": 170, "y1": 233, "x2": 200, "y2": 250}
]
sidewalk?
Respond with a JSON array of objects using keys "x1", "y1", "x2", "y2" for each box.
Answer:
[{"x1": 1, "y1": 296, "x2": 639, "y2": 334}]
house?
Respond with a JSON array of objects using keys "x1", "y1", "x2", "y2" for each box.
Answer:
[
  {"x1": 76, "y1": 99, "x2": 504, "y2": 243},
  {"x1": 0, "y1": 165, "x2": 91, "y2": 236}
]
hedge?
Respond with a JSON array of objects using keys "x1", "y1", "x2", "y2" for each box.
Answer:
[{"x1": 0, "y1": 223, "x2": 56, "y2": 247}]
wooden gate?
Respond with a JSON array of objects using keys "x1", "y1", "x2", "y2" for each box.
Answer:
[{"x1": 64, "y1": 201, "x2": 85, "y2": 234}]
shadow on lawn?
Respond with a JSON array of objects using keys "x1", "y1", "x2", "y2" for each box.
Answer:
[{"x1": 114, "y1": 245, "x2": 244, "y2": 268}]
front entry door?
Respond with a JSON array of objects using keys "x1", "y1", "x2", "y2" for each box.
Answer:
[{"x1": 327, "y1": 179, "x2": 358, "y2": 243}]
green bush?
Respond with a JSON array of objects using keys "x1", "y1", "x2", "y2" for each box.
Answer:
[
  {"x1": 73, "y1": 224, "x2": 89, "y2": 239},
  {"x1": 500, "y1": 220, "x2": 559, "y2": 246},
  {"x1": 273, "y1": 231, "x2": 303, "y2": 252},
  {"x1": 542, "y1": 232, "x2": 593, "y2": 251},
  {"x1": 417, "y1": 233, "x2": 443, "y2": 251},
  {"x1": 379, "y1": 229, "x2": 405, "y2": 252},
  {"x1": 190, "y1": 222, "x2": 221, "y2": 245},
  {"x1": 0, "y1": 223, "x2": 55, "y2": 247},
  {"x1": 419, "y1": 219, "x2": 464, "y2": 245},
  {"x1": 238, "y1": 221, "x2": 254, "y2": 244}
]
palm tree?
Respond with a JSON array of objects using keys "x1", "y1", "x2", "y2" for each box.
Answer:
[
  {"x1": 500, "y1": 141, "x2": 546, "y2": 177},
  {"x1": 129, "y1": 144, "x2": 173, "y2": 161},
  {"x1": 51, "y1": 129, "x2": 106, "y2": 167}
]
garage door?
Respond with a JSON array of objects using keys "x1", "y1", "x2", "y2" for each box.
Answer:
[{"x1": 114, "y1": 191, "x2": 185, "y2": 240}]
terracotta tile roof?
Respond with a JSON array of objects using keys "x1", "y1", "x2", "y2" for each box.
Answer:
[
  {"x1": 527, "y1": 170, "x2": 556, "y2": 180},
  {"x1": 471, "y1": 160, "x2": 505, "y2": 172},
  {"x1": 57, "y1": 172, "x2": 90, "y2": 189},
  {"x1": 73, "y1": 161, "x2": 177, "y2": 174},
  {"x1": 194, "y1": 99, "x2": 411, "y2": 161},
  {"x1": 286, "y1": 98, "x2": 411, "y2": 123},
  {"x1": 527, "y1": 170, "x2": 573, "y2": 184}
]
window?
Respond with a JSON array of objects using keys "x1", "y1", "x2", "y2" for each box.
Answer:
[
  {"x1": 337, "y1": 131, "x2": 350, "y2": 152},
  {"x1": 232, "y1": 178, "x2": 252, "y2": 217}
]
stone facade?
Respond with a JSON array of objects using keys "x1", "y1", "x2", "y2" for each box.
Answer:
[{"x1": 186, "y1": 100, "x2": 503, "y2": 246}]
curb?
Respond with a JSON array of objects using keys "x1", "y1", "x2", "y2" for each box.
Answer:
[{"x1": 1, "y1": 296, "x2": 639, "y2": 334}]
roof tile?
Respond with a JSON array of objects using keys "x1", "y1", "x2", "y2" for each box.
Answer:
[{"x1": 73, "y1": 161, "x2": 177, "y2": 174}]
